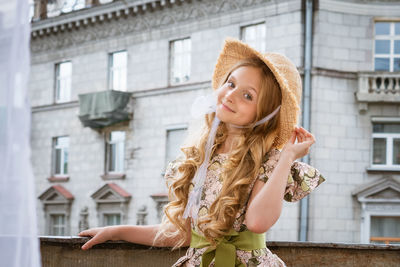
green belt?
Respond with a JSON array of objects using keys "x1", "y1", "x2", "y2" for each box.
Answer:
[{"x1": 190, "y1": 228, "x2": 266, "y2": 267}]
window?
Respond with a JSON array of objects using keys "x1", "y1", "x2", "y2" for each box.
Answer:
[
  {"x1": 53, "y1": 136, "x2": 69, "y2": 175},
  {"x1": 371, "y1": 122, "x2": 400, "y2": 169},
  {"x1": 103, "y1": 213, "x2": 121, "y2": 226},
  {"x1": 374, "y1": 21, "x2": 400, "y2": 71},
  {"x1": 91, "y1": 183, "x2": 131, "y2": 227},
  {"x1": 170, "y1": 38, "x2": 191, "y2": 84},
  {"x1": 109, "y1": 51, "x2": 127, "y2": 91},
  {"x1": 55, "y1": 61, "x2": 72, "y2": 103},
  {"x1": 353, "y1": 177, "x2": 400, "y2": 244},
  {"x1": 165, "y1": 127, "x2": 187, "y2": 167},
  {"x1": 106, "y1": 131, "x2": 125, "y2": 173},
  {"x1": 241, "y1": 23, "x2": 266, "y2": 53},
  {"x1": 39, "y1": 185, "x2": 73, "y2": 236},
  {"x1": 370, "y1": 216, "x2": 400, "y2": 244},
  {"x1": 50, "y1": 214, "x2": 66, "y2": 236}
]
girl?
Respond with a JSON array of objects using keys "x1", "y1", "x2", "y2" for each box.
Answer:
[{"x1": 79, "y1": 37, "x2": 325, "y2": 267}]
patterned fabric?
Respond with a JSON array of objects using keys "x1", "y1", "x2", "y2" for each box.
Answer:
[
  {"x1": 257, "y1": 148, "x2": 326, "y2": 202},
  {"x1": 167, "y1": 148, "x2": 325, "y2": 267}
]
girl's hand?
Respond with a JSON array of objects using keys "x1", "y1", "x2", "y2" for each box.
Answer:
[
  {"x1": 281, "y1": 126, "x2": 315, "y2": 162},
  {"x1": 78, "y1": 227, "x2": 115, "y2": 250}
]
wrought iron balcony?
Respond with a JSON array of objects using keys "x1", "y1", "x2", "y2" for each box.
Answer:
[
  {"x1": 78, "y1": 90, "x2": 132, "y2": 129},
  {"x1": 356, "y1": 72, "x2": 400, "y2": 112}
]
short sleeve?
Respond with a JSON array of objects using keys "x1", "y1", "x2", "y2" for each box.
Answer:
[
  {"x1": 257, "y1": 148, "x2": 326, "y2": 202},
  {"x1": 164, "y1": 158, "x2": 180, "y2": 181}
]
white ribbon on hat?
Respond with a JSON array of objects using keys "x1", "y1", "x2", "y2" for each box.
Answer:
[{"x1": 183, "y1": 93, "x2": 281, "y2": 219}]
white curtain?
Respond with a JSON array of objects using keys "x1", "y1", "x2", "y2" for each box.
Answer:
[{"x1": 0, "y1": 0, "x2": 41, "y2": 266}]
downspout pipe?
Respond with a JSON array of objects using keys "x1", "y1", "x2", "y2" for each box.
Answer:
[{"x1": 299, "y1": 0, "x2": 314, "y2": 242}]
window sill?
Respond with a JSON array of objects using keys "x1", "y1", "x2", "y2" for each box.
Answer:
[
  {"x1": 101, "y1": 173, "x2": 126, "y2": 180},
  {"x1": 47, "y1": 175, "x2": 70, "y2": 182},
  {"x1": 366, "y1": 167, "x2": 400, "y2": 173}
]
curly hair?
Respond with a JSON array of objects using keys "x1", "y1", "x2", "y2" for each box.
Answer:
[{"x1": 154, "y1": 57, "x2": 282, "y2": 249}]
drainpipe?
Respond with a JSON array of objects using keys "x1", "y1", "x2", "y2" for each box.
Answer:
[{"x1": 299, "y1": 0, "x2": 314, "y2": 242}]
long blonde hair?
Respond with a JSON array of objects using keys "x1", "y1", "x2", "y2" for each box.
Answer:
[{"x1": 154, "y1": 57, "x2": 282, "y2": 248}]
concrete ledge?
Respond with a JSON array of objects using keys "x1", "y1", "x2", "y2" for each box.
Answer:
[{"x1": 40, "y1": 236, "x2": 400, "y2": 267}]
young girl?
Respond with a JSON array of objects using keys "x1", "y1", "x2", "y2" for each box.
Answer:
[{"x1": 79, "y1": 37, "x2": 325, "y2": 267}]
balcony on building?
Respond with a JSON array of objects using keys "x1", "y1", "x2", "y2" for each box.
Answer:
[
  {"x1": 356, "y1": 72, "x2": 400, "y2": 112},
  {"x1": 78, "y1": 90, "x2": 132, "y2": 129}
]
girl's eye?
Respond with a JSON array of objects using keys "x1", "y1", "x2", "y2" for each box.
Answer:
[
  {"x1": 227, "y1": 81, "x2": 234, "y2": 88},
  {"x1": 244, "y1": 93, "x2": 253, "y2": 101}
]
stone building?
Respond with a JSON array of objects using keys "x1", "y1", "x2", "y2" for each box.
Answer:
[{"x1": 29, "y1": 0, "x2": 400, "y2": 244}]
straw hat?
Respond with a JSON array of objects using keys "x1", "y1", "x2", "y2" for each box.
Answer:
[{"x1": 211, "y1": 37, "x2": 302, "y2": 150}]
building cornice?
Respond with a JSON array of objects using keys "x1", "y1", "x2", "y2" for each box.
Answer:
[
  {"x1": 31, "y1": 0, "x2": 189, "y2": 37},
  {"x1": 30, "y1": 0, "x2": 301, "y2": 42}
]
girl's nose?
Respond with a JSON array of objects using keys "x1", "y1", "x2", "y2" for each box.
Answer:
[{"x1": 225, "y1": 88, "x2": 239, "y2": 102}]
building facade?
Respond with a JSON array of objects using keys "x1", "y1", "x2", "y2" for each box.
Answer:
[{"x1": 29, "y1": 0, "x2": 400, "y2": 244}]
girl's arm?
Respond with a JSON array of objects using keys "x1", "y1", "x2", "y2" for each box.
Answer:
[
  {"x1": 244, "y1": 127, "x2": 315, "y2": 233},
  {"x1": 79, "y1": 220, "x2": 191, "y2": 250}
]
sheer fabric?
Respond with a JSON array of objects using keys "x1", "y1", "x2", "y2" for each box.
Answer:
[{"x1": 0, "y1": 0, "x2": 41, "y2": 266}]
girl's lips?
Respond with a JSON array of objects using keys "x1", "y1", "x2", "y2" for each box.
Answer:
[{"x1": 222, "y1": 103, "x2": 235, "y2": 113}]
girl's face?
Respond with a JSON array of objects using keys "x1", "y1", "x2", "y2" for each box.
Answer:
[{"x1": 216, "y1": 66, "x2": 261, "y2": 129}]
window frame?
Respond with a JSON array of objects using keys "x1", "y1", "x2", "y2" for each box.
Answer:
[
  {"x1": 240, "y1": 21, "x2": 266, "y2": 53},
  {"x1": 54, "y1": 61, "x2": 72, "y2": 104},
  {"x1": 169, "y1": 37, "x2": 191, "y2": 85},
  {"x1": 105, "y1": 131, "x2": 126, "y2": 174},
  {"x1": 370, "y1": 119, "x2": 400, "y2": 171},
  {"x1": 52, "y1": 136, "x2": 69, "y2": 176},
  {"x1": 369, "y1": 215, "x2": 400, "y2": 244},
  {"x1": 164, "y1": 124, "x2": 188, "y2": 169},
  {"x1": 102, "y1": 212, "x2": 122, "y2": 226},
  {"x1": 108, "y1": 50, "x2": 128, "y2": 91},
  {"x1": 362, "y1": 210, "x2": 400, "y2": 244},
  {"x1": 373, "y1": 19, "x2": 400, "y2": 72},
  {"x1": 49, "y1": 213, "x2": 67, "y2": 236}
]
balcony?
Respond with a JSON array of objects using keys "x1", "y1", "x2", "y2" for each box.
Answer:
[
  {"x1": 40, "y1": 236, "x2": 400, "y2": 266},
  {"x1": 356, "y1": 72, "x2": 400, "y2": 112},
  {"x1": 78, "y1": 90, "x2": 132, "y2": 129},
  {"x1": 31, "y1": 0, "x2": 114, "y2": 21}
]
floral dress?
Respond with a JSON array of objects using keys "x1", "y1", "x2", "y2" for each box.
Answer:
[{"x1": 166, "y1": 148, "x2": 326, "y2": 267}]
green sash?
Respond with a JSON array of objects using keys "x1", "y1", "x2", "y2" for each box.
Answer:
[{"x1": 190, "y1": 228, "x2": 266, "y2": 267}]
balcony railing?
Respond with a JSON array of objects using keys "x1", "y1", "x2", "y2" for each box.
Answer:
[
  {"x1": 40, "y1": 236, "x2": 400, "y2": 267},
  {"x1": 31, "y1": 0, "x2": 114, "y2": 21},
  {"x1": 356, "y1": 72, "x2": 400, "y2": 104}
]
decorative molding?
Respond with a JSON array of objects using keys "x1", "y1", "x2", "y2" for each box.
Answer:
[
  {"x1": 39, "y1": 184, "x2": 74, "y2": 204},
  {"x1": 312, "y1": 67, "x2": 357, "y2": 80},
  {"x1": 91, "y1": 182, "x2": 132, "y2": 203},
  {"x1": 47, "y1": 175, "x2": 70, "y2": 182},
  {"x1": 352, "y1": 176, "x2": 400, "y2": 203},
  {"x1": 366, "y1": 204, "x2": 400, "y2": 211},
  {"x1": 371, "y1": 117, "x2": 400, "y2": 123},
  {"x1": 31, "y1": 101, "x2": 79, "y2": 113},
  {"x1": 101, "y1": 173, "x2": 126, "y2": 180},
  {"x1": 30, "y1": 0, "x2": 291, "y2": 52},
  {"x1": 151, "y1": 193, "x2": 168, "y2": 222}
]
